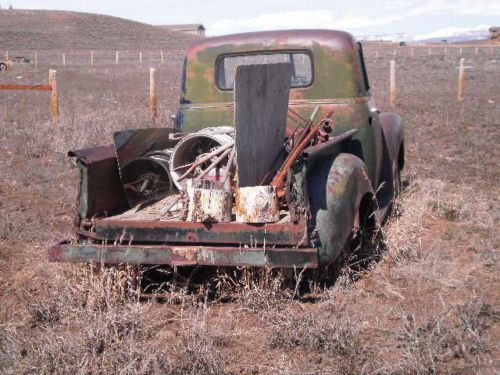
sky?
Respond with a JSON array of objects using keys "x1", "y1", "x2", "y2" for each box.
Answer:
[{"x1": 2, "y1": 0, "x2": 499, "y2": 38}]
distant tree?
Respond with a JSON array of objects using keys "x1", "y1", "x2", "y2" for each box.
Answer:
[{"x1": 9, "y1": 4, "x2": 13, "y2": 10}]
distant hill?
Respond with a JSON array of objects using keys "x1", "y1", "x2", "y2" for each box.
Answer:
[
  {"x1": 0, "y1": 9, "x2": 196, "y2": 50},
  {"x1": 358, "y1": 26, "x2": 490, "y2": 44}
]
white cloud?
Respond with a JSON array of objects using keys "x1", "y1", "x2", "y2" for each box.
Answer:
[
  {"x1": 408, "y1": 0, "x2": 500, "y2": 17},
  {"x1": 210, "y1": 10, "x2": 405, "y2": 36},
  {"x1": 209, "y1": 0, "x2": 500, "y2": 36},
  {"x1": 414, "y1": 24, "x2": 490, "y2": 40}
]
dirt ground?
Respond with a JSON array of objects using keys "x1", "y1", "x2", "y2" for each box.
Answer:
[{"x1": 0, "y1": 44, "x2": 499, "y2": 374}]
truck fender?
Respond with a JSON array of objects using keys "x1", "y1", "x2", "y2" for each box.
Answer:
[
  {"x1": 377, "y1": 112, "x2": 405, "y2": 212},
  {"x1": 379, "y1": 112, "x2": 404, "y2": 171},
  {"x1": 307, "y1": 153, "x2": 375, "y2": 265}
]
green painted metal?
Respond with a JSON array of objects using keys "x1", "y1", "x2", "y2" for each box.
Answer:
[
  {"x1": 49, "y1": 242, "x2": 319, "y2": 268},
  {"x1": 177, "y1": 30, "x2": 386, "y2": 187}
]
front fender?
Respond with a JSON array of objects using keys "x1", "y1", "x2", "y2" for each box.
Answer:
[{"x1": 307, "y1": 153, "x2": 374, "y2": 265}]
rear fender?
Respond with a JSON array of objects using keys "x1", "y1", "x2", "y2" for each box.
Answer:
[
  {"x1": 377, "y1": 112, "x2": 404, "y2": 213},
  {"x1": 307, "y1": 153, "x2": 374, "y2": 264},
  {"x1": 379, "y1": 112, "x2": 404, "y2": 171}
]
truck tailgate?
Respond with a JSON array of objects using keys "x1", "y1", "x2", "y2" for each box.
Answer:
[{"x1": 92, "y1": 219, "x2": 307, "y2": 246}]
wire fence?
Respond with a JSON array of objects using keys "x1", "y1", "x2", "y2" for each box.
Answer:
[{"x1": 0, "y1": 49, "x2": 185, "y2": 67}]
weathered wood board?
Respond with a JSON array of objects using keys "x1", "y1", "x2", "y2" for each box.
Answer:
[{"x1": 234, "y1": 63, "x2": 291, "y2": 187}]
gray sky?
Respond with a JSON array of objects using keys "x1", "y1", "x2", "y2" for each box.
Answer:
[{"x1": 4, "y1": 0, "x2": 499, "y2": 38}]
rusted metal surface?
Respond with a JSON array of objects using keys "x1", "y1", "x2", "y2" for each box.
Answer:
[
  {"x1": 0, "y1": 84, "x2": 52, "y2": 91},
  {"x1": 91, "y1": 219, "x2": 307, "y2": 246},
  {"x1": 114, "y1": 128, "x2": 179, "y2": 168},
  {"x1": 69, "y1": 146, "x2": 129, "y2": 221},
  {"x1": 308, "y1": 152, "x2": 376, "y2": 263},
  {"x1": 235, "y1": 186, "x2": 280, "y2": 223},
  {"x1": 169, "y1": 127, "x2": 234, "y2": 189},
  {"x1": 68, "y1": 145, "x2": 116, "y2": 164},
  {"x1": 186, "y1": 180, "x2": 232, "y2": 222},
  {"x1": 49, "y1": 241, "x2": 318, "y2": 268},
  {"x1": 302, "y1": 129, "x2": 358, "y2": 162},
  {"x1": 113, "y1": 128, "x2": 179, "y2": 206},
  {"x1": 272, "y1": 113, "x2": 334, "y2": 195}
]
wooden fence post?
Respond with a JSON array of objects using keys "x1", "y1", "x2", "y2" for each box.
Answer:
[
  {"x1": 475, "y1": 46, "x2": 478, "y2": 55},
  {"x1": 116, "y1": 51, "x2": 119, "y2": 65},
  {"x1": 390, "y1": 60, "x2": 396, "y2": 107},
  {"x1": 49, "y1": 69, "x2": 59, "y2": 124},
  {"x1": 160, "y1": 50, "x2": 164, "y2": 64},
  {"x1": 457, "y1": 58, "x2": 465, "y2": 101},
  {"x1": 428, "y1": 47, "x2": 431, "y2": 56},
  {"x1": 34, "y1": 50, "x2": 38, "y2": 71},
  {"x1": 5, "y1": 50, "x2": 9, "y2": 65},
  {"x1": 90, "y1": 51, "x2": 94, "y2": 65},
  {"x1": 411, "y1": 47, "x2": 414, "y2": 58},
  {"x1": 375, "y1": 50, "x2": 379, "y2": 59},
  {"x1": 139, "y1": 51, "x2": 143, "y2": 65},
  {"x1": 459, "y1": 47, "x2": 463, "y2": 56},
  {"x1": 150, "y1": 68, "x2": 157, "y2": 126},
  {"x1": 62, "y1": 53, "x2": 66, "y2": 67}
]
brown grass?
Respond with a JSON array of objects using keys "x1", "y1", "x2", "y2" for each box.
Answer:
[
  {"x1": 0, "y1": 44, "x2": 499, "y2": 374},
  {"x1": 0, "y1": 9, "x2": 195, "y2": 50}
]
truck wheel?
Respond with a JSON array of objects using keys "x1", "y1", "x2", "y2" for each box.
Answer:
[{"x1": 0, "y1": 63, "x2": 7, "y2": 72}]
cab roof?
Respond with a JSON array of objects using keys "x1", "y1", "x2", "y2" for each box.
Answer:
[
  {"x1": 186, "y1": 29, "x2": 357, "y2": 58},
  {"x1": 182, "y1": 29, "x2": 367, "y2": 103}
]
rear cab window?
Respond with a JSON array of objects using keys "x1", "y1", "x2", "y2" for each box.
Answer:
[{"x1": 216, "y1": 51, "x2": 313, "y2": 90}]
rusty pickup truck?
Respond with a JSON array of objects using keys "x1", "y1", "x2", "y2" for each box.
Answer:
[{"x1": 49, "y1": 29, "x2": 404, "y2": 271}]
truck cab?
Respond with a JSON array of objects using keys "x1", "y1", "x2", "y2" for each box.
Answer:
[{"x1": 176, "y1": 30, "x2": 384, "y2": 186}]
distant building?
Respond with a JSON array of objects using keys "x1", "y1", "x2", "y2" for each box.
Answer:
[
  {"x1": 159, "y1": 24, "x2": 205, "y2": 37},
  {"x1": 489, "y1": 27, "x2": 500, "y2": 43}
]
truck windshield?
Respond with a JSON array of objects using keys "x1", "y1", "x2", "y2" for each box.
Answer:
[{"x1": 217, "y1": 52, "x2": 313, "y2": 90}]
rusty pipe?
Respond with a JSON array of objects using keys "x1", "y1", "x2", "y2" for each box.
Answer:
[
  {"x1": 271, "y1": 111, "x2": 334, "y2": 194},
  {"x1": 195, "y1": 146, "x2": 232, "y2": 181},
  {"x1": 177, "y1": 141, "x2": 234, "y2": 181}
]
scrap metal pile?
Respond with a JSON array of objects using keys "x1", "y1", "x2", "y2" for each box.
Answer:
[{"x1": 110, "y1": 106, "x2": 335, "y2": 225}]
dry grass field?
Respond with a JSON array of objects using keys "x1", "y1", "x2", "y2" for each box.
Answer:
[
  {"x1": 0, "y1": 9, "x2": 195, "y2": 50},
  {"x1": 0, "y1": 25, "x2": 499, "y2": 374}
]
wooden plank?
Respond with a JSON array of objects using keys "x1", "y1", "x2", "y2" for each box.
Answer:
[
  {"x1": 0, "y1": 84, "x2": 52, "y2": 91},
  {"x1": 234, "y1": 63, "x2": 291, "y2": 187}
]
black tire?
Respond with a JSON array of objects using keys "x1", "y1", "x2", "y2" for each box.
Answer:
[{"x1": 0, "y1": 63, "x2": 7, "y2": 72}]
